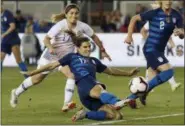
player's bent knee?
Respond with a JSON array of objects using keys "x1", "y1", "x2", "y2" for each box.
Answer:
[{"x1": 90, "y1": 85, "x2": 102, "y2": 98}]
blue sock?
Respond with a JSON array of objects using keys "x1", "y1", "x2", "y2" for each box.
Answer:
[
  {"x1": 86, "y1": 111, "x2": 106, "y2": 120},
  {"x1": 0, "y1": 61, "x2": 2, "y2": 72},
  {"x1": 100, "y1": 92, "x2": 120, "y2": 105},
  {"x1": 148, "y1": 69, "x2": 174, "y2": 91},
  {"x1": 127, "y1": 94, "x2": 138, "y2": 100},
  {"x1": 18, "y1": 62, "x2": 28, "y2": 78}
]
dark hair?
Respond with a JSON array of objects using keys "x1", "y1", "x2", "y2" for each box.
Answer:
[
  {"x1": 65, "y1": 30, "x2": 89, "y2": 47},
  {"x1": 51, "y1": 4, "x2": 79, "y2": 23},
  {"x1": 65, "y1": 4, "x2": 80, "y2": 14}
]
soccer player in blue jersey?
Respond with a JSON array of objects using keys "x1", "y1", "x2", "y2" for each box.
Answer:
[
  {"x1": 1, "y1": 2, "x2": 28, "y2": 78},
  {"x1": 140, "y1": 1, "x2": 181, "y2": 92},
  {"x1": 124, "y1": 0, "x2": 184, "y2": 106},
  {"x1": 17, "y1": 31, "x2": 139, "y2": 121}
]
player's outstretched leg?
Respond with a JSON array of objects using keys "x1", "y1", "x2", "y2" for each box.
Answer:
[
  {"x1": 10, "y1": 74, "x2": 47, "y2": 108},
  {"x1": 61, "y1": 78, "x2": 76, "y2": 112}
]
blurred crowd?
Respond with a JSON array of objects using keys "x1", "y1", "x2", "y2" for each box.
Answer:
[
  {"x1": 14, "y1": 10, "x2": 53, "y2": 33},
  {"x1": 11, "y1": 2, "x2": 185, "y2": 34}
]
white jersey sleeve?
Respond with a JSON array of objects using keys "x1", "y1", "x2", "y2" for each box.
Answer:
[
  {"x1": 47, "y1": 20, "x2": 64, "y2": 38},
  {"x1": 144, "y1": 21, "x2": 149, "y2": 30},
  {"x1": 81, "y1": 22, "x2": 94, "y2": 37}
]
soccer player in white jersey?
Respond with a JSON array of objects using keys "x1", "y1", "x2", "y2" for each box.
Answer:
[
  {"x1": 140, "y1": 1, "x2": 181, "y2": 92},
  {"x1": 10, "y1": 4, "x2": 111, "y2": 112}
]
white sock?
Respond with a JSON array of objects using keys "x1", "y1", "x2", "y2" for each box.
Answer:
[
  {"x1": 168, "y1": 76, "x2": 177, "y2": 86},
  {"x1": 15, "y1": 77, "x2": 33, "y2": 96},
  {"x1": 145, "y1": 70, "x2": 149, "y2": 82},
  {"x1": 64, "y1": 78, "x2": 75, "y2": 105}
]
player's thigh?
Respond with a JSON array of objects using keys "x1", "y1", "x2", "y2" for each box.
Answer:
[
  {"x1": 0, "y1": 52, "x2": 6, "y2": 61},
  {"x1": 157, "y1": 63, "x2": 172, "y2": 72},
  {"x1": 90, "y1": 84, "x2": 105, "y2": 99},
  {"x1": 11, "y1": 45, "x2": 22, "y2": 63},
  {"x1": 98, "y1": 104, "x2": 122, "y2": 120},
  {"x1": 144, "y1": 51, "x2": 169, "y2": 70},
  {"x1": 147, "y1": 67, "x2": 158, "y2": 81},
  {"x1": 59, "y1": 65, "x2": 74, "y2": 78}
]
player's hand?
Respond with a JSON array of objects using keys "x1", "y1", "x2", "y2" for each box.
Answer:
[
  {"x1": 173, "y1": 28, "x2": 184, "y2": 38},
  {"x1": 101, "y1": 51, "x2": 112, "y2": 61},
  {"x1": 124, "y1": 35, "x2": 133, "y2": 45},
  {"x1": 129, "y1": 67, "x2": 139, "y2": 76},
  {"x1": 49, "y1": 47, "x2": 57, "y2": 55},
  {"x1": 20, "y1": 71, "x2": 32, "y2": 76}
]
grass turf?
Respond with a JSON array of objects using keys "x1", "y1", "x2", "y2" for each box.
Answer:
[{"x1": 1, "y1": 67, "x2": 184, "y2": 125}]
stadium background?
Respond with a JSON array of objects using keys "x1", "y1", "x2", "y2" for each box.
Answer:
[{"x1": 1, "y1": 0, "x2": 184, "y2": 125}]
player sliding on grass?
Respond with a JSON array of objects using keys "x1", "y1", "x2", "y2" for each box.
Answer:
[
  {"x1": 124, "y1": 0, "x2": 184, "y2": 107},
  {"x1": 10, "y1": 4, "x2": 112, "y2": 112},
  {"x1": 15, "y1": 30, "x2": 139, "y2": 121},
  {"x1": 140, "y1": 0, "x2": 181, "y2": 92}
]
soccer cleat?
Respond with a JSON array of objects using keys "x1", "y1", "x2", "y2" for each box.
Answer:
[
  {"x1": 61, "y1": 101, "x2": 76, "y2": 112},
  {"x1": 171, "y1": 83, "x2": 181, "y2": 92},
  {"x1": 114, "y1": 99, "x2": 130, "y2": 110},
  {"x1": 128, "y1": 99, "x2": 137, "y2": 109},
  {"x1": 71, "y1": 108, "x2": 87, "y2": 122},
  {"x1": 10, "y1": 89, "x2": 18, "y2": 108}
]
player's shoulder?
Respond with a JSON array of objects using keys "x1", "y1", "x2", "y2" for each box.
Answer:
[
  {"x1": 55, "y1": 19, "x2": 67, "y2": 25},
  {"x1": 90, "y1": 57, "x2": 100, "y2": 63},
  {"x1": 171, "y1": 8, "x2": 182, "y2": 17},
  {"x1": 77, "y1": 20, "x2": 90, "y2": 27},
  {"x1": 4, "y1": 9, "x2": 13, "y2": 15}
]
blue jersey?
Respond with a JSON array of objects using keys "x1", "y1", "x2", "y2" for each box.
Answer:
[
  {"x1": 140, "y1": 8, "x2": 183, "y2": 52},
  {"x1": 58, "y1": 53, "x2": 107, "y2": 82},
  {"x1": 1, "y1": 10, "x2": 19, "y2": 39}
]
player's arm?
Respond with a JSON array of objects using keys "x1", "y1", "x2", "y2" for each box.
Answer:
[
  {"x1": 124, "y1": 14, "x2": 142, "y2": 44},
  {"x1": 83, "y1": 22, "x2": 111, "y2": 61},
  {"x1": 2, "y1": 23, "x2": 16, "y2": 38},
  {"x1": 2, "y1": 11, "x2": 16, "y2": 38},
  {"x1": 125, "y1": 10, "x2": 156, "y2": 44},
  {"x1": 21, "y1": 61, "x2": 60, "y2": 76},
  {"x1": 44, "y1": 22, "x2": 63, "y2": 54},
  {"x1": 91, "y1": 34, "x2": 112, "y2": 61},
  {"x1": 103, "y1": 67, "x2": 139, "y2": 77},
  {"x1": 168, "y1": 37, "x2": 175, "y2": 49}
]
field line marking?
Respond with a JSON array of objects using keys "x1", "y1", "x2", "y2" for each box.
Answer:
[{"x1": 88, "y1": 113, "x2": 184, "y2": 125}]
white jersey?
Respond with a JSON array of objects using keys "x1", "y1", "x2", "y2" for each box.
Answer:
[{"x1": 42, "y1": 19, "x2": 94, "y2": 61}]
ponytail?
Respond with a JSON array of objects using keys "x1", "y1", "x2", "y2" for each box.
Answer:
[{"x1": 51, "y1": 13, "x2": 66, "y2": 23}]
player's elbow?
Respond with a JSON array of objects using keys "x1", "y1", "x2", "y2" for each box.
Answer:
[{"x1": 131, "y1": 15, "x2": 141, "y2": 23}]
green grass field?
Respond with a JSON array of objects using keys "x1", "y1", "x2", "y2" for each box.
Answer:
[{"x1": 1, "y1": 67, "x2": 184, "y2": 125}]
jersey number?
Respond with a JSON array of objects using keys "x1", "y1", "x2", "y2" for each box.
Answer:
[
  {"x1": 79, "y1": 58, "x2": 87, "y2": 64},
  {"x1": 160, "y1": 21, "x2": 165, "y2": 30}
]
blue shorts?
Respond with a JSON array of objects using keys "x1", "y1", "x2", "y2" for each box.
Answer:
[
  {"x1": 144, "y1": 51, "x2": 168, "y2": 70},
  {"x1": 77, "y1": 75, "x2": 104, "y2": 111},
  {"x1": 1, "y1": 36, "x2": 21, "y2": 55}
]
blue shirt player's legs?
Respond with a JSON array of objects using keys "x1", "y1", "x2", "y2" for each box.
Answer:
[{"x1": 11, "y1": 45, "x2": 28, "y2": 78}]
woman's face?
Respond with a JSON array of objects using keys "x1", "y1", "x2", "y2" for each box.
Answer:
[
  {"x1": 161, "y1": 0, "x2": 172, "y2": 10},
  {"x1": 77, "y1": 41, "x2": 91, "y2": 57},
  {"x1": 66, "y1": 8, "x2": 79, "y2": 24}
]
